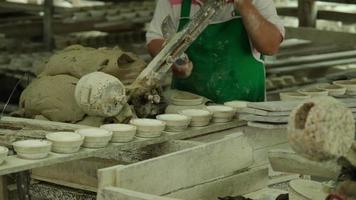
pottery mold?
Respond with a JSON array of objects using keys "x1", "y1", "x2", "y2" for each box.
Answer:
[
  {"x1": 317, "y1": 84, "x2": 346, "y2": 97},
  {"x1": 75, "y1": 128, "x2": 113, "y2": 148},
  {"x1": 13, "y1": 140, "x2": 52, "y2": 160},
  {"x1": 298, "y1": 88, "x2": 328, "y2": 97},
  {"x1": 130, "y1": 119, "x2": 166, "y2": 138},
  {"x1": 156, "y1": 114, "x2": 191, "y2": 132},
  {"x1": 206, "y1": 105, "x2": 235, "y2": 123},
  {"x1": 333, "y1": 80, "x2": 356, "y2": 96},
  {"x1": 170, "y1": 90, "x2": 204, "y2": 106},
  {"x1": 179, "y1": 109, "x2": 212, "y2": 127},
  {"x1": 46, "y1": 132, "x2": 84, "y2": 154},
  {"x1": 279, "y1": 92, "x2": 311, "y2": 102},
  {"x1": 100, "y1": 124, "x2": 136, "y2": 143},
  {"x1": 288, "y1": 179, "x2": 328, "y2": 200}
]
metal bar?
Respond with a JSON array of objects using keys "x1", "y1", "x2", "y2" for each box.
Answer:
[{"x1": 43, "y1": 0, "x2": 53, "y2": 50}]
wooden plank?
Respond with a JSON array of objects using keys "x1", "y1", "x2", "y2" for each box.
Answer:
[
  {"x1": 0, "y1": 176, "x2": 8, "y2": 200},
  {"x1": 268, "y1": 149, "x2": 341, "y2": 179},
  {"x1": 0, "y1": 120, "x2": 245, "y2": 176},
  {"x1": 166, "y1": 167, "x2": 268, "y2": 200},
  {"x1": 240, "y1": 107, "x2": 289, "y2": 116},
  {"x1": 286, "y1": 27, "x2": 356, "y2": 46},
  {"x1": 298, "y1": 0, "x2": 317, "y2": 27},
  {"x1": 98, "y1": 187, "x2": 180, "y2": 200},
  {"x1": 114, "y1": 133, "x2": 253, "y2": 195},
  {"x1": 240, "y1": 114, "x2": 289, "y2": 123},
  {"x1": 32, "y1": 140, "x2": 201, "y2": 192},
  {"x1": 0, "y1": 116, "x2": 91, "y2": 131},
  {"x1": 247, "y1": 121, "x2": 288, "y2": 129}
]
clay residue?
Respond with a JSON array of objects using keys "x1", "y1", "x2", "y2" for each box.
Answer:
[{"x1": 288, "y1": 97, "x2": 355, "y2": 161}]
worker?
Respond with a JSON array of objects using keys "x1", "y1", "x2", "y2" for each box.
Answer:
[{"x1": 146, "y1": 0, "x2": 285, "y2": 103}]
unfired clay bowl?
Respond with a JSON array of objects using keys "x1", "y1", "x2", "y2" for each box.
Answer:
[
  {"x1": 333, "y1": 80, "x2": 356, "y2": 96},
  {"x1": 13, "y1": 140, "x2": 52, "y2": 160},
  {"x1": 279, "y1": 92, "x2": 311, "y2": 101},
  {"x1": 298, "y1": 88, "x2": 328, "y2": 97},
  {"x1": 130, "y1": 119, "x2": 166, "y2": 138},
  {"x1": 156, "y1": 114, "x2": 191, "y2": 132},
  {"x1": 317, "y1": 84, "x2": 346, "y2": 97},
  {"x1": 0, "y1": 146, "x2": 8, "y2": 165},
  {"x1": 224, "y1": 100, "x2": 248, "y2": 111},
  {"x1": 288, "y1": 179, "x2": 328, "y2": 200},
  {"x1": 76, "y1": 128, "x2": 112, "y2": 148},
  {"x1": 46, "y1": 132, "x2": 84, "y2": 154},
  {"x1": 170, "y1": 90, "x2": 204, "y2": 106},
  {"x1": 206, "y1": 105, "x2": 235, "y2": 123},
  {"x1": 179, "y1": 109, "x2": 212, "y2": 127},
  {"x1": 100, "y1": 124, "x2": 136, "y2": 143}
]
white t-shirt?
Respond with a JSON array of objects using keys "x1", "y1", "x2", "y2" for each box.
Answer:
[{"x1": 146, "y1": 0, "x2": 285, "y2": 60}]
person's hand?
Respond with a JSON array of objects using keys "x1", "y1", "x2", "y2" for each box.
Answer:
[{"x1": 172, "y1": 53, "x2": 193, "y2": 78}]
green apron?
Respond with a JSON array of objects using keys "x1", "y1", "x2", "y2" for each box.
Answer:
[{"x1": 172, "y1": 0, "x2": 265, "y2": 103}]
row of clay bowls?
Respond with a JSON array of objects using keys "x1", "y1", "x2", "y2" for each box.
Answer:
[
  {"x1": 2, "y1": 101, "x2": 247, "y2": 162},
  {"x1": 280, "y1": 80, "x2": 356, "y2": 101}
]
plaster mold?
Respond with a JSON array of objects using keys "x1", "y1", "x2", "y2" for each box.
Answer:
[
  {"x1": 76, "y1": 128, "x2": 113, "y2": 148},
  {"x1": 130, "y1": 119, "x2": 166, "y2": 138},
  {"x1": 298, "y1": 88, "x2": 328, "y2": 97},
  {"x1": 100, "y1": 124, "x2": 136, "y2": 143},
  {"x1": 46, "y1": 132, "x2": 84, "y2": 154},
  {"x1": 179, "y1": 109, "x2": 212, "y2": 127},
  {"x1": 288, "y1": 179, "x2": 329, "y2": 200},
  {"x1": 75, "y1": 72, "x2": 127, "y2": 117},
  {"x1": 333, "y1": 80, "x2": 356, "y2": 96},
  {"x1": 13, "y1": 140, "x2": 52, "y2": 160},
  {"x1": 287, "y1": 97, "x2": 355, "y2": 161},
  {"x1": 279, "y1": 92, "x2": 311, "y2": 101},
  {"x1": 317, "y1": 84, "x2": 346, "y2": 97},
  {"x1": 156, "y1": 114, "x2": 191, "y2": 132},
  {"x1": 206, "y1": 105, "x2": 235, "y2": 123}
]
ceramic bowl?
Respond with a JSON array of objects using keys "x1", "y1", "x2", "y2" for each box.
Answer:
[
  {"x1": 170, "y1": 91, "x2": 204, "y2": 106},
  {"x1": 333, "y1": 80, "x2": 356, "y2": 96},
  {"x1": 224, "y1": 100, "x2": 248, "y2": 113},
  {"x1": 179, "y1": 109, "x2": 212, "y2": 127},
  {"x1": 100, "y1": 124, "x2": 136, "y2": 143},
  {"x1": 206, "y1": 105, "x2": 235, "y2": 123},
  {"x1": 288, "y1": 179, "x2": 328, "y2": 200},
  {"x1": 130, "y1": 119, "x2": 166, "y2": 138},
  {"x1": 0, "y1": 146, "x2": 8, "y2": 165},
  {"x1": 280, "y1": 92, "x2": 311, "y2": 101},
  {"x1": 156, "y1": 114, "x2": 191, "y2": 132},
  {"x1": 318, "y1": 84, "x2": 346, "y2": 97},
  {"x1": 13, "y1": 140, "x2": 52, "y2": 160},
  {"x1": 298, "y1": 88, "x2": 328, "y2": 97},
  {"x1": 46, "y1": 132, "x2": 84, "y2": 154},
  {"x1": 75, "y1": 128, "x2": 112, "y2": 148}
]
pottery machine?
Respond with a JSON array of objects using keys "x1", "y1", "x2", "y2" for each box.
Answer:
[{"x1": 76, "y1": 0, "x2": 227, "y2": 118}]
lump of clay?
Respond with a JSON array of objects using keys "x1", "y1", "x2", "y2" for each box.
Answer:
[
  {"x1": 39, "y1": 45, "x2": 146, "y2": 85},
  {"x1": 75, "y1": 72, "x2": 127, "y2": 117},
  {"x1": 287, "y1": 96, "x2": 355, "y2": 161},
  {"x1": 20, "y1": 75, "x2": 85, "y2": 123}
]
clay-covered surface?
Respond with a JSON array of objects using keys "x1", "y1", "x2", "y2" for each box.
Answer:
[
  {"x1": 19, "y1": 75, "x2": 85, "y2": 123},
  {"x1": 287, "y1": 97, "x2": 355, "y2": 161}
]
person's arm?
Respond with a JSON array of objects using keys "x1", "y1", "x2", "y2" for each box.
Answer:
[
  {"x1": 148, "y1": 39, "x2": 165, "y2": 57},
  {"x1": 235, "y1": 0, "x2": 283, "y2": 55}
]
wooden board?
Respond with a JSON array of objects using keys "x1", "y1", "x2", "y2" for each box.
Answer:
[
  {"x1": 113, "y1": 133, "x2": 253, "y2": 195},
  {"x1": 0, "y1": 120, "x2": 245, "y2": 176},
  {"x1": 240, "y1": 114, "x2": 289, "y2": 123},
  {"x1": 98, "y1": 187, "x2": 179, "y2": 200},
  {"x1": 239, "y1": 107, "x2": 289, "y2": 116},
  {"x1": 247, "y1": 121, "x2": 288, "y2": 129},
  {"x1": 268, "y1": 149, "x2": 341, "y2": 179}
]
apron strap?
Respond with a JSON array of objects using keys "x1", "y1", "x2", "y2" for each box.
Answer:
[{"x1": 178, "y1": 0, "x2": 192, "y2": 31}]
